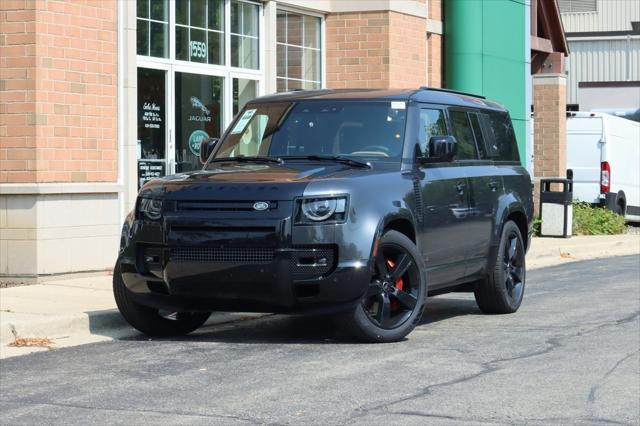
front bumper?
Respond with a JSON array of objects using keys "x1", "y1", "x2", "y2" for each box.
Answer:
[{"x1": 118, "y1": 211, "x2": 373, "y2": 313}]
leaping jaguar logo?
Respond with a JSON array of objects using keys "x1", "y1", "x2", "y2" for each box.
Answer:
[{"x1": 190, "y1": 96, "x2": 211, "y2": 116}]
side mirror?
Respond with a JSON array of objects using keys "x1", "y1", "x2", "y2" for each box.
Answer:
[
  {"x1": 426, "y1": 135, "x2": 457, "y2": 162},
  {"x1": 199, "y1": 138, "x2": 219, "y2": 164}
]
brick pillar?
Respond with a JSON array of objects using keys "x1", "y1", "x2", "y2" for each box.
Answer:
[
  {"x1": 533, "y1": 74, "x2": 567, "y2": 210},
  {"x1": 325, "y1": 11, "x2": 426, "y2": 89},
  {"x1": 427, "y1": 0, "x2": 443, "y2": 87}
]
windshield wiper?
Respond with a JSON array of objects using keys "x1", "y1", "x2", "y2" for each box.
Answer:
[
  {"x1": 209, "y1": 156, "x2": 283, "y2": 164},
  {"x1": 282, "y1": 155, "x2": 371, "y2": 169}
]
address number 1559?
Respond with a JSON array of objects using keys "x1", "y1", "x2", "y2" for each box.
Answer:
[{"x1": 190, "y1": 41, "x2": 206, "y2": 59}]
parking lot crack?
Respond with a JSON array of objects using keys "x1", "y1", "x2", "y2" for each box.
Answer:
[
  {"x1": 587, "y1": 350, "x2": 639, "y2": 404},
  {"x1": 348, "y1": 310, "x2": 640, "y2": 422}
]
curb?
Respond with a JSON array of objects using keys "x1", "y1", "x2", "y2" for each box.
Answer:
[
  {"x1": 1, "y1": 309, "x2": 271, "y2": 348},
  {"x1": 0, "y1": 310, "x2": 129, "y2": 346}
]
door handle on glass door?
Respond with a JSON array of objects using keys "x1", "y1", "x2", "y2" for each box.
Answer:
[
  {"x1": 456, "y1": 182, "x2": 466, "y2": 194},
  {"x1": 488, "y1": 181, "x2": 499, "y2": 191}
]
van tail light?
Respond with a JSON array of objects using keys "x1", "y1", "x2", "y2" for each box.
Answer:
[{"x1": 600, "y1": 161, "x2": 610, "y2": 194}]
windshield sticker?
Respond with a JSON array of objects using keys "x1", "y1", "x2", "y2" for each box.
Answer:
[
  {"x1": 391, "y1": 101, "x2": 406, "y2": 110},
  {"x1": 231, "y1": 109, "x2": 257, "y2": 134}
]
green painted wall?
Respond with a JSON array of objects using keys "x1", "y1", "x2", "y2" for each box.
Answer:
[{"x1": 444, "y1": 0, "x2": 529, "y2": 164}]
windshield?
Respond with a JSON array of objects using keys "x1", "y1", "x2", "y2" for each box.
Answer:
[{"x1": 210, "y1": 101, "x2": 407, "y2": 164}]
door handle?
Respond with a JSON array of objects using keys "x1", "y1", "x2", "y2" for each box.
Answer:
[
  {"x1": 488, "y1": 181, "x2": 499, "y2": 191},
  {"x1": 455, "y1": 182, "x2": 466, "y2": 194}
]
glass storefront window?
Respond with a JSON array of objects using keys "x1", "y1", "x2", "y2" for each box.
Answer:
[
  {"x1": 137, "y1": 0, "x2": 169, "y2": 58},
  {"x1": 135, "y1": 1, "x2": 265, "y2": 182},
  {"x1": 174, "y1": 72, "x2": 224, "y2": 173},
  {"x1": 230, "y1": 1, "x2": 259, "y2": 69},
  {"x1": 276, "y1": 10, "x2": 321, "y2": 91},
  {"x1": 175, "y1": 0, "x2": 224, "y2": 65},
  {"x1": 137, "y1": 68, "x2": 167, "y2": 188},
  {"x1": 232, "y1": 78, "x2": 258, "y2": 116}
]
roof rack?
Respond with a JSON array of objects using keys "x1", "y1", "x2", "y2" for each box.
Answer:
[{"x1": 418, "y1": 86, "x2": 486, "y2": 100}]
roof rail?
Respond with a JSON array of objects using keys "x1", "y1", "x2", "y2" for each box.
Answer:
[{"x1": 418, "y1": 86, "x2": 486, "y2": 100}]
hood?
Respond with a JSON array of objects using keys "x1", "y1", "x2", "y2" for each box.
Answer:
[{"x1": 138, "y1": 161, "x2": 397, "y2": 201}]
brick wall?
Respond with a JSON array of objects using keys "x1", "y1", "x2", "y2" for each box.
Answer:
[
  {"x1": 325, "y1": 11, "x2": 390, "y2": 89},
  {"x1": 325, "y1": 11, "x2": 426, "y2": 89},
  {"x1": 388, "y1": 11, "x2": 426, "y2": 88},
  {"x1": 0, "y1": 0, "x2": 117, "y2": 184},
  {"x1": 533, "y1": 75, "x2": 567, "y2": 179},
  {"x1": 429, "y1": 0, "x2": 442, "y2": 21}
]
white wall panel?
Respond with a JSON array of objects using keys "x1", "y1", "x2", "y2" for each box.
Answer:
[
  {"x1": 566, "y1": 38, "x2": 639, "y2": 104},
  {"x1": 561, "y1": 0, "x2": 639, "y2": 33}
]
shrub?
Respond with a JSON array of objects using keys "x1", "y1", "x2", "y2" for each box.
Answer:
[
  {"x1": 532, "y1": 217, "x2": 542, "y2": 236},
  {"x1": 572, "y1": 202, "x2": 625, "y2": 235}
]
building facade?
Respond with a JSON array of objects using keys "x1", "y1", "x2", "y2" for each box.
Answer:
[
  {"x1": 559, "y1": 0, "x2": 640, "y2": 113},
  {"x1": 1, "y1": 0, "x2": 538, "y2": 280}
]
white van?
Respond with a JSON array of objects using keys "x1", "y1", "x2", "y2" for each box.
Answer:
[{"x1": 566, "y1": 112, "x2": 640, "y2": 222}]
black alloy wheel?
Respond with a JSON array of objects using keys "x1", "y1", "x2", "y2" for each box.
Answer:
[
  {"x1": 337, "y1": 230, "x2": 427, "y2": 343},
  {"x1": 503, "y1": 232, "x2": 525, "y2": 304},
  {"x1": 363, "y1": 243, "x2": 420, "y2": 329},
  {"x1": 113, "y1": 262, "x2": 211, "y2": 337},
  {"x1": 474, "y1": 220, "x2": 526, "y2": 314}
]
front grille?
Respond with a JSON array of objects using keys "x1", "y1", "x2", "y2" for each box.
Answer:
[
  {"x1": 170, "y1": 247, "x2": 275, "y2": 264},
  {"x1": 177, "y1": 200, "x2": 277, "y2": 212}
]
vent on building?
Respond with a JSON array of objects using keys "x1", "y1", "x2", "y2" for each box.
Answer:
[{"x1": 558, "y1": 0, "x2": 597, "y2": 13}]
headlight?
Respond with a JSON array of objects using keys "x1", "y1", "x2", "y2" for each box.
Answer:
[
  {"x1": 297, "y1": 196, "x2": 347, "y2": 223},
  {"x1": 137, "y1": 197, "x2": 163, "y2": 221}
]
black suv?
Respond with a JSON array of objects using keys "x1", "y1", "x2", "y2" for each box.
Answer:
[{"x1": 114, "y1": 88, "x2": 533, "y2": 342}]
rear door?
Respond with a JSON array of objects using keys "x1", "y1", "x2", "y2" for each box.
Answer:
[
  {"x1": 447, "y1": 108, "x2": 498, "y2": 278},
  {"x1": 566, "y1": 116, "x2": 603, "y2": 204}
]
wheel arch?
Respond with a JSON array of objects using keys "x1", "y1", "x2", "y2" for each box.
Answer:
[
  {"x1": 487, "y1": 197, "x2": 531, "y2": 277},
  {"x1": 505, "y1": 210, "x2": 529, "y2": 251},
  {"x1": 368, "y1": 210, "x2": 419, "y2": 273},
  {"x1": 383, "y1": 217, "x2": 417, "y2": 243},
  {"x1": 616, "y1": 190, "x2": 627, "y2": 211}
]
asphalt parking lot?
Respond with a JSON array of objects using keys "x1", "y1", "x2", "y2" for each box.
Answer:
[{"x1": 1, "y1": 255, "x2": 639, "y2": 425}]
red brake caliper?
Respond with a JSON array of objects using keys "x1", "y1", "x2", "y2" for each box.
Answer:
[{"x1": 386, "y1": 259, "x2": 404, "y2": 312}]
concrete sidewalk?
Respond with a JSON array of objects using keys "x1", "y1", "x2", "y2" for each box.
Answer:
[{"x1": 1, "y1": 234, "x2": 638, "y2": 359}]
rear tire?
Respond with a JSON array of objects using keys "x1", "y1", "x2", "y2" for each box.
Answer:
[
  {"x1": 337, "y1": 230, "x2": 427, "y2": 343},
  {"x1": 113, "y1": 262, "x2": 211, "y2": 337},
  {"x1": 474, "y1": 220, "x2": 526, "y2": 314}
]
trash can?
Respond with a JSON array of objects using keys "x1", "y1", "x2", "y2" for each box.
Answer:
[{"x1": 539, "y1": 178, "x2": 573, "y2": 238}]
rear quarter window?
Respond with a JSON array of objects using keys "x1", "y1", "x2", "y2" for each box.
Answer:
[{"x1": 480, "y1": 112, "x2": 520, "y2": 162}]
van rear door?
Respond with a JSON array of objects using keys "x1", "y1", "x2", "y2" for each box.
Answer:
[{"x1": 566, "y1": 115, "x2": 603, "y2": 204}]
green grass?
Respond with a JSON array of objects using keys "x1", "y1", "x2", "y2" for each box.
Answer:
[{"x1": 572, "y1": 202, "x2": 626, "y2": 236}]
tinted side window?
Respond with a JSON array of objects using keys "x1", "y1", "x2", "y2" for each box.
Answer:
[
  {"x1": 448, "y1": 110, "x2": 478, "y2": 160},
  {"x1": 481, "y1": 112, "x2": 520, "y2": 162},
  {"x1": 469, "y1": 113, "x2": 486, "y2": 159},
  {"x1": 418, "y1": 108, "x2": 447, "y2": 157}
]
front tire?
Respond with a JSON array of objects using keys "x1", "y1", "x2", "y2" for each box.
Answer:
[
  {"x1": 113, "y1": 262, "x2": 211, "y2": 337},
  {"x1": 474, "y1": 220, "x2": 526, "y2": 314},
  {"x1": 337, "y1": 230, "x2": 427, "y2": 343}
]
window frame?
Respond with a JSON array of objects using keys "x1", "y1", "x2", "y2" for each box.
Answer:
[
  {"x1": 275, "y1": 5, "x2": 326, "y2": 91},
  {"x1": 136, "y1": 0, "x2": 263, "y2": 77}
]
